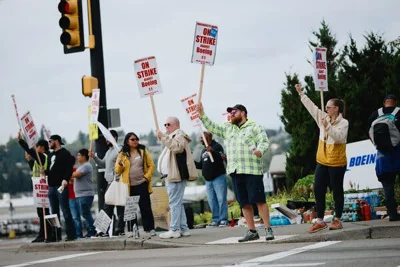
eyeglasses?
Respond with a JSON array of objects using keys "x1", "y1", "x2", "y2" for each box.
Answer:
[
  {"x1": 129, "y1": 138, "x2": 139, "y2": 142},
  {"x1": 230, "y1": 110, "x2": 238, "y2": 115},
  {"x1": 325, "y1": 106, "x2": 336, "y2": 110},
  {"x1": 164, "y1": 123, "x2": 171, "y2": 127}
]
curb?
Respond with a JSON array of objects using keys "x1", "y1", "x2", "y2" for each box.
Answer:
[
  {"x1": 18, "y1": 237, "x2": 190, "y2": 253},
  {"x1": 274, "y1": 224, "x2": 400, "y2": 244}
]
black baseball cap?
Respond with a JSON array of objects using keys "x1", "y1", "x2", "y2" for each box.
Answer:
[
  {"x1": 384, "y1": 94, "x2": 397, "y2": 102},
  {"x1": 227, "y1": 104, "x2": 247, "y2": 115},
  {"x1": 49, "y1": 134, "x2": 65, "y2": 145},
  {"x1": 110, "y1": 130, "x2": 118, "y2": 139}
]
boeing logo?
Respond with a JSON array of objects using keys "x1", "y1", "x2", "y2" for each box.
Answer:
[{"x1": 348, "y1": 153, "x2": 377, "y2": 168}]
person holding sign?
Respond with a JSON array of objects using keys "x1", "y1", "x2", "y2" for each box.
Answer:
[
  {"x1": 17, "y1": 132, "x2": 52, "y2": 243},
  {"x1": 196, "y1": 103, "x2": 274, "y2": 242},
  {"x1": 156, "y1": 117, "x2": 198, "y2": 239},
  {"x1": 295, "y1": 84, "x2": 348, "y2": 233},
  {"x1": 47, "y1": 134, "x2": 76, "y2": 241},
  {"x1": 194, "y1": 131, "x2": 229, "y2": 228},
  {"x1": 115, "y1": 132, "x2": 156, "y2": 236}
]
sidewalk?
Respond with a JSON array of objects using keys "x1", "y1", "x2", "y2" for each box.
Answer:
[{"x1": 18, "y1": 219, "x2": 400, "y2": 252}]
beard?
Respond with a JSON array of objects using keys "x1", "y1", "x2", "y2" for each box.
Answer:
[{"x1": 231, "y1": 116, "x2": 240, "y2": 125}]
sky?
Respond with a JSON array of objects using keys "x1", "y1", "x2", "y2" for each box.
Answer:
[{"x1": 0, "y1": 0, "x2": 399, "y2": 144}]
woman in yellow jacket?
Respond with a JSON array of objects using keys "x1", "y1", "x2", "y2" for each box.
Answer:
[
  {"x1": 115, "y1": 132, "x2": 156, "y2": 236},
  {"x1": 295, "y1": 84, "x2": 349, "y2": 233}
]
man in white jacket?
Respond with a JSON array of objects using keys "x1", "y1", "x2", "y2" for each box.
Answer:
[{"x1": 156, "y1": 117, "x2": 198, "y2": 239}]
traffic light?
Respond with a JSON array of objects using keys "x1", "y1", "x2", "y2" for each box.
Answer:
[
  {"x1": 58, "y1": 0, "x2": 85, "y2": 54},
  {"x1": 82, "y1": 76, "x2": 98, "y2": 97}
]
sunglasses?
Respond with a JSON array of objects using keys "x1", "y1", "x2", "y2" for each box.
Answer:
[
  {"x1": 164, "y1": 123, "x2": 171, "y2": 127},
  {"x1": 129, "y1": 138, "x2": 139, "y2": 141},
  {"x1": 230, "y1": 110, "x2": 238, "y2": 115}
]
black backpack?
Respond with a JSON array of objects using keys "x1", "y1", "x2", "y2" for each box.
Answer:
[{"x1": 369, "y1": 107, "x2": 400, "y2": 152}]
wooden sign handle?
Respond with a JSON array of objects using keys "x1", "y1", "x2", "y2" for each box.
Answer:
[
  {"x1": 150, "y1": 94, "x2": 160, "y2": 132},
  {"x1": 197, "y1": 63, "x2": 206, "y2": 103}
]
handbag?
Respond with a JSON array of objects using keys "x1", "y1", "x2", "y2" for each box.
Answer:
[{"x1": 105, "y1": 174, "x2": 129, "y2": 206}]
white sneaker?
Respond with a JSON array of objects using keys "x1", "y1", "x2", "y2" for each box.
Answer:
[
  {"x1": 180, "y1": 230, "x2": 191, "y2": 237},
  {"x1": 159, "y1": 230, "x2": 181, "y2": 239}
]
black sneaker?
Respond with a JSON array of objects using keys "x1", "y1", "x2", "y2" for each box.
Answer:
[
  {"x1": 31, "y1": 236, "x2": 45, "y2": 243},
  {"x1": 65, "y1": 236, "x2": 76, "y2": 242},
  {"x1": 238, "y1": 230, "x2": 260, "y2": 243}
]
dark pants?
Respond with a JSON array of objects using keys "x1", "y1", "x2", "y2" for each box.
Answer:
[
  {"x1": 378, "y1": 173, "x2": 398, "y2": 218},
  {"x1": 48, "y1": 186, "x2": 76, "y2": 239},
  {"x1": 37, "y1": 207, "x2": 52, "y2": 239},
  {"x1": 314, "y1": 163, "x2": 346, "y2": 219},
  {"x1": 128, "y1": 182, "x2": 155, "y2": 232},
  {"x1": 104, "y1": 183, "x2": 126, "y2": 234},
  {"x1": 76, "y1": 196, "x2": 96, "y2": 236}
]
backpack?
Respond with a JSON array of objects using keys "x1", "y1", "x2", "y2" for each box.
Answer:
[{"x1": 369, "y1": 107, "x2": 400, "y2": 152}]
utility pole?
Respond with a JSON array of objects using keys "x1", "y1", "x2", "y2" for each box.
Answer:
[{"x1": 89, "y1": 0, "x2": 108, "y2": 211}]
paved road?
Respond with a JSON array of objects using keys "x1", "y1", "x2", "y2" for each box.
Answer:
[{"x1": 1, "y1": 238, "x2": 399, "y2": 267}]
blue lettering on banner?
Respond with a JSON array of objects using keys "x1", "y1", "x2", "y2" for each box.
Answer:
[{"x1": 348, "y1": 153, "x2": 376, "y2": 168}]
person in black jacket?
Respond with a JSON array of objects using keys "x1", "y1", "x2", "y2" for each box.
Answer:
[
  {"x1": 17, "y1": 132, "x2": 52, "y2": 242},
  {"x1": 47, "y1": 134, "x2": 76, "y2": 241},
  {"x1": 367, "y1": 94, "x2": 400, "y2": 221},
  {"x1": 195, "y1": 132, "x2": 229, "y2": 227}
]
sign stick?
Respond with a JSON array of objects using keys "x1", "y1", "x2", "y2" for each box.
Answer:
[
  {"x1": 34, "y1": 148, "x2": 48, "y2": 240},
  {"x1": 320, "y1": 91, "x2": 324, "y2": 111},
  {"x1": 11, "y1": 95, "x2": 23, "y2": 132},
  {"x1": 198, "y1": 126, "x2": 214, "y2": 162},
  {"x1": 150, "y1": 94, "x2": 160, "y2": 132},
  {"x1": 197, "y1": 63, "x2": 206, "y2": 103}
]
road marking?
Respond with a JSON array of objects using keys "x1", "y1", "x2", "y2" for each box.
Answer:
[
  {"x1": 206, "y1": 235, "x2": 297, "y2": 244},
  {"x1": 3, "y1": 252, "x2": 104, "y2": 267},
  {"x1": 223, "y1": 241, "x2": 340, "y2": 267},
  {"x1": 257, "y1": 263, "x2": 325, "y2": 267}
]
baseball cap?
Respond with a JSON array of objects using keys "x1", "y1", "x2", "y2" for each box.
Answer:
[
  {"x1": 49, "y1": 134, "x2": 65, "y2": 145},
  {"x1": 384, "y1": 94, "x2": 397, "y2": 102},
  {"x1": 227, "y1": 104, "x2": 247, "y2": 115}
]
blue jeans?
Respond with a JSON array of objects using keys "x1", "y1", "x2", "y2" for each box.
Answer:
[
  {"x1": 206, "y1": 174, "x2": 228, "y2": 224},
  {"x1": 69, "y1": 199, "x2": 82, "y2": 238},
  {"x1": 166, "y1": 181, "x2": 189, "y2": 232},
  {"x1": 48, "y1": 186, "x2": 76, "y2": 239},
  {"x1": 76, "y1": 196, "x2": 96, "y2": 236}
]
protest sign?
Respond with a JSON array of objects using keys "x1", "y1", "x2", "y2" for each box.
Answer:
[
  {"x1": 181, "y1": 93, "x2": 202, "y2": 128},
  {"x1": 97, "y1": 121, "x2": 120, "y2": 151},
  {"x1": 191, "y1": 22, "x2": 218, "y2": 66},
  {"x1": 94, "y1": 210, "x2": 112, "y2": 234},
  {"x1": 20, "y1": 111, "x2": 39, "y2": 149},
  {"x1": 32, "y1": 177, "x2": 50, "y2": 208},
  {"x1": 181, "y1": 93, "x2": 214, "y2": 162},
  {"x1": 89, "y1": 89, "x2": 100, "y2": 123},
  {"x1": 134, "y1": 56, "x2": 162, "y2": 131},
  {"x1": 313, "y1": 47, "x2": 328, "y2": 110},
  {"x1": 134, "y1": 56, "x2": 163, "y2": 98},
  {"x1": 313, "y1": 47, "x2": 328, "y2": 92},
  {"x1": 124, "y1": 196, "x2": 140, "y2": 222},
  {"x1": 42, "y1": 125, "x2": 51, "y2": 141}
]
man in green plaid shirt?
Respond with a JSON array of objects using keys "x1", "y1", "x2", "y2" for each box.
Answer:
[{"x1": 197, "y1": 102, "x2": 274, "y2": 242}]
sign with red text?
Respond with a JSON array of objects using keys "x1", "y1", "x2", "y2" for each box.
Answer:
[
  {"x1": 222, "y1": 112, "x2": 232, "y2": 124},
  {"x1": 42, "y1": 125, "x2": 51, "y2": 141},
  {"x1": 20, "y1": 111, "x2": 39, "y2": 149},
  {"x1": 32, "y1": 177, "x2": 50, "y2": 208},
  {"x1": 191, "y1": 22, "x2": 218, "y2": 66},
  {"x1": 181, "y1": 93, "x2": 201, "y2": 127},
  {"x1": 90, "y1": 89, "x2": 100, "y2": 123},
  {"x1": 313, "y1": 47, "x2": 328, "y2": 91},
  {"x1": 134, "y1": 56, "x2": 163, "y2": 98}
]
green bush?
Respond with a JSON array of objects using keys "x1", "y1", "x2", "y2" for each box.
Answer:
[{"x1": 291, "y1": 174, "x2": 314, "y2": 201}]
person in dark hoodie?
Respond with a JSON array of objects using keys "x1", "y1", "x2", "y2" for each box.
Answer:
[
  {"x1": 195, "y1": 132, "x2": 229, "y2": 228},
  {"x1": 17, "y1": 131, "x2": 52, "y2": 243},
  {"x1": 47, "y1": 134, "x2": 76, "y2": 241}
]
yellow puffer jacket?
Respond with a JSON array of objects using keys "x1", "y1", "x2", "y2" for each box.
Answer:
[{"x1": 114, "y1": 149, "x2": 155, "y2": 194}]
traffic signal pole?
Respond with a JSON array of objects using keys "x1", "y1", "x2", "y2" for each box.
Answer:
[{"x1": 89, "y1": 0, "x2": 108, "y2": 211}]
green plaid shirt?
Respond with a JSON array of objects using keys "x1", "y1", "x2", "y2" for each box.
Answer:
[{"x1": 200, "y1": 114, "x2": 269, "y2": 175}]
